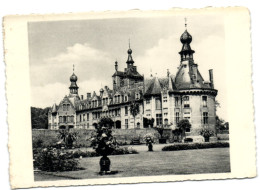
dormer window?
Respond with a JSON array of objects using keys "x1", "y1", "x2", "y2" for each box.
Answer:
[{"x1": 125, "y1": 96, "x2": 128, "y2": 102}]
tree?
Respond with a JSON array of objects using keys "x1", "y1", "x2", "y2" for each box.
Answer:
[
  {"x1": 176, "y1": 119, "x2": 191, "y2": 139},
  {"x1": 31, "y1": 107, "x2": 50, "y2": 129},
  {"x1": 90, "y1": 118, "x2": 117, "y2": 173},
  {"x1": 130, "y1": 101, "x2": 140, "y2": 128},
  {"x1": 98, "y1": 118, "x2": 114, "y2": 129},
  {"x1": 57, "y1": 130, "x2": 78, "y2": 148},
  {"x1": 199, "y1": 128, "x2": 215, "y2": 142}
]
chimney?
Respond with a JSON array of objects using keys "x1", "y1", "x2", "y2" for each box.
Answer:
[
  {"x1": 87, "y1": 93, "x2": 91, "y2": 99},
  {"x1": 209, "y1": 69, "x2": 214, "y2": 88},
  {"x1": 81, "y1": 95, "x2": 84, "y2": 100}
]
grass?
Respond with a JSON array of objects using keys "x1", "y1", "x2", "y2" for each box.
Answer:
[{"x1": 34, "y1": 147, "x2": 230, "y2": 181}]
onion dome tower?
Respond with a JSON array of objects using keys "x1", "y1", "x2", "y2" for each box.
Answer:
[
  {"x1": 69, "y1": 65, "x2": 79, "y2": 96},
  {"x1": 179, "y1": 19, "x2": 195, "y2": 62},
  {"x1": 126, "y1": 39, "x2": 134, "y2": 68}
]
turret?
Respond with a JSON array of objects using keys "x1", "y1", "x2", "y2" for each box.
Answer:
[{"x1": 69, "y1": 65, "x2": 79, "y2": 96}]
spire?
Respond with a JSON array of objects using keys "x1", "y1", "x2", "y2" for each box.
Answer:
[
  {"x1": 69, "y1": 65, "x2": 79, "y2": 96},
  {"x1": 115, "y1": 60, "x2": 118, "y2": 71},
  {"x1": 179, "y1": 18, "x2": 195, "y2": 61},
  {"x1": 126, "y1": 39, "x2": 134, "y2": 66}
]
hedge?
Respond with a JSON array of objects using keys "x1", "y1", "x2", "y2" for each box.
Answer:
[{"x1": 162, "y1": 142, "x2": 229, "y2": 151}]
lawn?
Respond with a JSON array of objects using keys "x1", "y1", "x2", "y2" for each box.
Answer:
[{"x1": 34, "y1": 146, "x2": 230, "y2": 181}]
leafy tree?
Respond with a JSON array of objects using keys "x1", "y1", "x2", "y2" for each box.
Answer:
[
  {"x1": 130, "y1": 101, "x2": 140, "y2": 128},
  {"x1": 143, "y1": 117, "x2": 155, "y2": 128},
  {"x1": 57, "y1": 130, "x2": 78, "y2": 148},
  {"x1": 98, "y1": 118, "x2": 114, "y2": 128},
  {"x1": 215, "y1": 116, "x2": 228, "y2": 133},
  {"x1": 176, "y1": 119, "x2": 191, "y2": 139},
  {"x1": 154, "y1": 124, "x2": 168, "y2": 139},
  {"x1": 31, "y1": 107, "x2": 50, "y2": 129},
  {"x1": 199, "y1": 128, "x2": 215, "y2": 142}
]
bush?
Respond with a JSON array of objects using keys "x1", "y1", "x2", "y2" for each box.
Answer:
[
  {"x1": 184, "y1": 138, "x2": 193, "y2": 143},
  {"x1": 34, "y1": 148, "x2": 80, "y2": 172},
  {"x1": 162, "y1": 142, "x2": 229, "y2": 151},
  {"x1": 72, "y1": 147, "x2": 138, "y2": 158}
]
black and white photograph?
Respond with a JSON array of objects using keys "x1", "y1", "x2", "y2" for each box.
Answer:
[
  {"x1": 29, "y1": 13, "x2": 230, "y2": 180},
  {"x1": 3, "y1": 7, "x2": 256, "y2": 189}
]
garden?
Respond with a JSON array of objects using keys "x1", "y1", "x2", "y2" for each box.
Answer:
[{"x1": 33, "y1": 118, "x2": 230, "y2": 180}]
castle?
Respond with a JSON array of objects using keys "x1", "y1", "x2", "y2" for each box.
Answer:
[{"x1": 48, "y1": 27, "x2": 218, "y2": 136}]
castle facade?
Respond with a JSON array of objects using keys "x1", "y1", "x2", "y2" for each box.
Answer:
[{"x1": 48, "y1": 28, "x2": 218, "y2": 136}]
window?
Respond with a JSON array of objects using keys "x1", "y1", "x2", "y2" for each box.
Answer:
[
  {"x1": 125, "y1": 96, "x2": 128, "y2": 102},
  {"x1": 202, "y1": 96, "x2": 207, "y2": 107},
  {"x1": 163, "y1": 96, "x2": 167, "y2": 103},
  {"x1": 156, "y1": 114, "x2": 162, "y2": 125},
  {"x1": 203, "y1": 112, "x2": 208, "y2": 124},
  {"x1": 175, "y1": 112, "x2": 180, "y2": 124},
  {"x1": 83, "y1": 114, "x2": 85, "y2": 121},
  {"x1": 155, "y1": 98, "x2": 162, "y2": 110},
  {"x1": 164, "y1": 113, "x2": 168, "y2": 117},
  {"x1": 146, "y1": 99, "x2": 150, "y2": 104},
  {"x1": 175, "y1": 97, "x2": 179, "y2": 106},
  {"x1": 135, "y1": 93, "x2": 140, "y2": 100},
  {"x1": 183, "y1": 96, "x2": 190, "y2": 108},
  {"x1": 87, "y1": 123, "x2": 89, "y2": 128},
  {"x1": 125, "y1": 106, "x2": 128, "y2": 115},
  {"x1": 125, "y1": 119, "x2": 128, "y2": 129},
  {"x1": 59, "y1": 116, "x2": 62, "y2": 123},
  {"x1": 80, "y1": 115, "x2": 82, "y2": 122},
  {"x1": 63, "y1": 104, "x2": 69, "y2": 111},
  {"x1": 87, "y1": 113, "x2": 89, "y2": 121}
]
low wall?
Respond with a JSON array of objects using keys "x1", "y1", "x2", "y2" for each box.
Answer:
[{"x1": 32, "y1": 128, "x2": 173, "y2": 148}]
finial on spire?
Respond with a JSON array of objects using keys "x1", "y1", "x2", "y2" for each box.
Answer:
[
  {"x1": 167, "y1": 69, "x2": 170, "y2": 77},
  {"x1": 185, "y1": 17, "x2": 187, "y2": 28},
  {"x1": 73, "y1": 64, "x2": 75, "y2": 73},
  {"x1": 129, "y1": 38, "x2": 131, "y2": 49}
]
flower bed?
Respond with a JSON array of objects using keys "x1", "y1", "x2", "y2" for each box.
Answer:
[
  {"x1": 72, "y1": 147, "x2": 138, "y2": 158},
  {"x1": 162, "y1": 142, "x2": 229, "y2": 151}
]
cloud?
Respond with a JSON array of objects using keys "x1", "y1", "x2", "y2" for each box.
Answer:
[
  {"x1": 135, "y1": 35, "x2": 180, "y2": 77},
  {"x1": 30, "y1": 43, "x2": 115, "y2": 87},
  {"x1": 135, "y1": 34, "x2": 228, "y2": 120}
]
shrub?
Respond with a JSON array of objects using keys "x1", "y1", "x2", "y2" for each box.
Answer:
[
  {"x1": 34, "y1": 148, "x2": 80, "y2": 172},
  {"x1": 184, "y1": 138, "x2": 193, "y2": 143},
  {"x1": 162, "y1": 142, "x2": 229, "y2": 151},
  {"x1": 199, "y1": 129, "x2": 215, "y2": 142},
  {"x1": 72, "y1": 147, "x2": 138, "y2": 158}
]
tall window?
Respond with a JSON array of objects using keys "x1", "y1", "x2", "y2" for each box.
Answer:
[
  {"x1": 156, "y1": 114, "x2": 162, "y2": 125},
  {"x1": 202, "y1": 96, "x2": 207, "y2": 107},
  {"x1": 203, "y1": 112, "x2": 208, "y2": 124},
  {"x1": 175, "y1": 112, "x2": 180, "y2": 124},
  {"x1": 83, "y1": 114, "x2": 85, "y2": 121},
  {"x1": 125, "y1": 106, "x2": 128, "y2": 115},
  {"x1": 183, "y1": 96, "x2": 190, "y2": 108},
  {"x1": 155, "y1": 98, "x2": 162, "y2": 110},
  {"x1": 59, "y1": 116, "x2": 62, "y2": 123},
  {"x1": 175, "y1": 97, "x2": 179, "y2": 106},
  {"x1": 125, "y1": 119, "x2": 128, "y2": 129},
  {"x1": 80, "y1": 115, "x2": 82, "y2": 122},
  {"x1": 87, "y1": 113, "x2": 89, "y2": 121}
]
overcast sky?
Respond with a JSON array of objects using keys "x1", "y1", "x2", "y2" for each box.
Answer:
[{"x1": 28, "y1": 15, "x2": 227, "y2": 120}]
